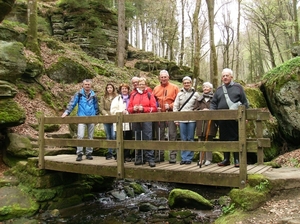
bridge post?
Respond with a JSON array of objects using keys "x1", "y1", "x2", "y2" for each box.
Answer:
[
  {"x1": 238, "y1": 105, "x2": 247, "y2": 189},
  {"x1": 256, "y1": 112, "x2": 264, "y2": 164},
  {"x1": 38, "y1": 112, "x2": 45, "y2": 169},
  {"x1": 116, "y1": 112, "x2": 125, "y2": 178}
]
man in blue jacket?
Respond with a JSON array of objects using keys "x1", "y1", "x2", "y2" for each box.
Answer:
[{"x1": 62, "y1": 79, "x2": 99, "y2": 161}]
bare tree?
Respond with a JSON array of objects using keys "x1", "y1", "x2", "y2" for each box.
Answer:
[
  {"x1": 26, "y1": 0, "x2": 40, "y2": 56},
  {"x1": 117, "y1": 0, "x2": 126, "y2": 67},
  {"x1": 206, "y1": 0, "x2": 218, "y2": 88},
  {"x1": 235, "y1": 0, "x2": 242, "y2": 79},
  {"x1": 179, "y1": 0, "x2": 186, "y2": 66},
  {"x1": 192, "y1": 0, "x2": 201, "y2": 85},
  {"x1": 292, "y1": 0, "x2": 299, "y2": 42}
]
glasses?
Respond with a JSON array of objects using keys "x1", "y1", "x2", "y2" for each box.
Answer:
[
  {"x1": 139, "y1": 83, "x2": 146, "y2": 86},
  {"x1": 183, "y1": 82, "x2": 191, "y2": 84}
]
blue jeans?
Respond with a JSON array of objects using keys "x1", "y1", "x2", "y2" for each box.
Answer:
[
  {"x1": 179, "y1": 122, "x2": 196, "y2": 162},
  {"x1": 76, "y1": 123, "x2": 95, "y2": 155},
  {"x1": 103, "y1": 123, "x2": 115, "y2": 154}
]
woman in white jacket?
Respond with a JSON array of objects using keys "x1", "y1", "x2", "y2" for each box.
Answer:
[
  {"x1": 173, "y1": 76, "x2": 200, "y2": 165},
  {"x1": 110, "y1": 83, "x2": 133, "y2": 162}
]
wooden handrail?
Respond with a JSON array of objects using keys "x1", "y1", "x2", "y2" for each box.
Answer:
[{"x1": 38, "y1": 106, "x2": 271, "y2": 189}]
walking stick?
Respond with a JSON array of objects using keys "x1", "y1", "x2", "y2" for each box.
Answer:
[
  {"x1": 199, "y1": 120, "x2": 212, "y2": 168},
  {"x1": 197, "y1": 120, "x2": 205, "y2": 166}
]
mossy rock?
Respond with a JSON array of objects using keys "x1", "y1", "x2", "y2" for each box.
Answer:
[
  {"x1": 229, "y1": 186, "x2": 269, "y2": 211},
  {"x1": 46, "y1": 57, "x2": 95, "y2": 84},
  {"x1": 129, "y1": 182, "x2": 146, "y2": 194},
  {"x1": 0, "y1": 186, "x2": 39, "y2": 221},
  {"x1": 168, "y1": 189, "x2": 213, "y2": 210},
  {"x1": 0, "y1": 99, "x2": 26, "y2": 128}
]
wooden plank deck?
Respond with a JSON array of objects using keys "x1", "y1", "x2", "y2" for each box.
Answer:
[{"x1": 43, "y1": 154, "x2": 272, "y2": 188}]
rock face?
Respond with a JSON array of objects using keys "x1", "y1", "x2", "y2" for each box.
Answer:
[
  {"x1": 260, "y1": 57, "x2": 300, "y2": 145},
  {"x1": 0, "y1": 0, "x2": 15, "y2": 23}
]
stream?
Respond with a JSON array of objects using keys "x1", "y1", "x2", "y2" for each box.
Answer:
[{"x1": 32, "y1": 180, "x2": 231, "y2": 223}]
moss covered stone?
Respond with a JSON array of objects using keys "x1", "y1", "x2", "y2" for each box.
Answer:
[
  {"x1": 0, "y1": 99, "x2": 26, "y2": 128},
  {"x1": 0, "y1": 186, "x2": 39, "y2": 221},
  {"x1": 129, "y1": 182, "x2": 146, "y2": 194},
  {"x1": 7, "y1": 133, "x2": 36, "y2": 158},
  {"x1": 168, "y1": 189, "x2": 213, "y2": 210},
  {"x1": 46, "y1": 57, "x2": 95, "y2": 84},
  {"x1": 229, "y1": 185, "x2": 269, "y2": 211}
]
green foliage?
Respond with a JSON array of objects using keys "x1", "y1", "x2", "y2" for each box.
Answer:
[
  {"x1": 254, "y1": 180, "x2": 269, "y2": 192},
  {"x1": 222, "y1": 203, "x2": 235, "y2": 215},
  {"x1": 289, "y1": 158, "x2": 300, "y2": 167},
  {"x1": 27, "y1": 87, "x2": 36, "y2": 99},
  {"x1": 57, "y1": 0, "x2": 90, "y2": 10},
  {"x1": 262, "y1": 57, "x2": 300, "y2": 90}
]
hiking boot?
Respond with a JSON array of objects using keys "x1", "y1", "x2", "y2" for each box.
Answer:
[
  {"x1": 106, "y1": 153, "x2": 113, "y2": 160},
  {"x1": 76, "y1": 154, "x2": 82, "y2": 161},
  {"x1": 86, "y1": 154, "x2": 93, "y2": 160},
  {"x1": 149, "y1": 161, "x2": 156, "y2": 167},
  {"x1": 125, "y1": 157, "x2": 132, "y2": 162},
  {"x1": 134, "y1": 159, "x2": 143, "y2": 165},
  {"x1": 169, "y1": 155, "x2": 177, "y2": 164}
]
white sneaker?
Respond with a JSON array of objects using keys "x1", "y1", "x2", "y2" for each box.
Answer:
[{"x1": 204, "y1": 160, "x2": 211, "y2": 166}]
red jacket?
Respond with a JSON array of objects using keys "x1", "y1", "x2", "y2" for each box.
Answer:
[{"x1": 128, "y1": 89, "x2": 157, "y2": 113}]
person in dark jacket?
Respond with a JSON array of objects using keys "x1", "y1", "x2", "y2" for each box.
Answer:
[
  {"x1": 210, "y1": 68, "x2": 249, "y2": 167},
  {"x1": 62, "y1": 79, "x2": 99, "y2": 161},
  {"x1": 194, "y1": 82, "x2": 218, "y2": 166}
]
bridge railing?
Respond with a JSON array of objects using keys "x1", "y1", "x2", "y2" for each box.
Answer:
[{"x1": 38, "y1": 105, "x2": 270, "y2": 188}]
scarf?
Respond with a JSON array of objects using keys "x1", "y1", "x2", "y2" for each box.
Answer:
[{"x1": 122, "y1": 94, "x2": 129, "y2": 108}]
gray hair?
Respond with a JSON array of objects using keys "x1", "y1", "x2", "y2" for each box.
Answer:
[
  {"x1": 83, "y1": 79, "x2": 92, "y2": 84},
  {"x1": 222, "y1": 68, "x2": 233, "y2": 77},
  {"x1": 159, "y1": 70, "x2": 169, "y2": 76},
  {"x1": 203, "y1": 82, "x2": 213, "y2": 89}
]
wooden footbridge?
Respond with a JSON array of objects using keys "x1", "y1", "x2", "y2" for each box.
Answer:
[{"x1": 38, "y1": 106, "x2": 271, "y2": 189}]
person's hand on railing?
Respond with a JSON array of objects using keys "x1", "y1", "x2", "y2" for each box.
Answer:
[{"x1": 61, "y1": 112, "x2": 68, "y2": 118}]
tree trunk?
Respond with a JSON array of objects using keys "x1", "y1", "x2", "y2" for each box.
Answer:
[
  {"x1": 235, "y1": 0, "x2": 241, "y2": 80},
  {"x1": 206, "y1": 0, "x2": 218, "y2": 88},
  {"x1": 179, "y1": 0, "x2": 185, "y2": 67},
  {"x1": 26, "y1": 0, "x2": 40, "y2": 57},
  {"x1": 117, "y1": 0, "x2": 126, "y2": 67},
  {"x1": 293, "y1": 0, "x2": 299, "y2": 43},
  {"x1": 192, "y1": 0, "x2": 201, "y2": 87}
]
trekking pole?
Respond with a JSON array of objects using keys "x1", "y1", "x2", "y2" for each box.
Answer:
[
  {"x1": 200, "y1": 120, "x2": 212, "y2": 168},
  {"x1": 141, "y1": 130, "x2": 143, "y2": 165},
  {"x1": 197, "y1": 120, "x2": 205, "y2": 167},
  {"x1": 134, "y1": 131, "x2": 137, "y2": 163},
  {"x1": 158, "y1": 126, "x2": 161, "y2": 163}
]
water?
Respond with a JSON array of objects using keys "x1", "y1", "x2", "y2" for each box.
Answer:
[{"x1": 33, "y1": 181, "x2": 230, "y2": 224}]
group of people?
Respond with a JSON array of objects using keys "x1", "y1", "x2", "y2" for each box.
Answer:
[{"x1": 62, "y1": 68, "x2": 248, "y2": 168}]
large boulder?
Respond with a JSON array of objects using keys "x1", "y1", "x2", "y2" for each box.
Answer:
[
  {"x1": 168, "y1": 189, "x2": 213, "y2": 210},
  {"x1": 46, "y1": 57, "x2": 95, "y2": 84},
  {"x1": 0, "y1": 99, "x2": 25, "y2": 128},
  {"x1": 0, "y1": 186, "x2": 39, "y2": 221},
  {"x1": 0, "y1": 0, "x2": 16, "y2": 23},
  {"x1": 260, "y1": 57, "x2": 300, "y2": 145},
  {"x1": 0, "y1": 41, "x2": 26, "y2": 84},
  {"x1": 7, "y1": 133, "x2": 36, "y2": 158}
]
